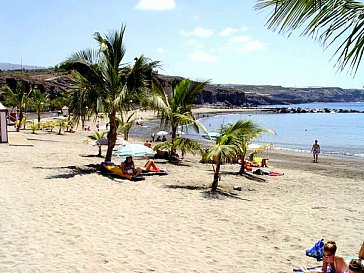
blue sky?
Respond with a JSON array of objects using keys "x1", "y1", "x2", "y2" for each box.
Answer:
[{"x1": 1, "y1": 0, "x2": 363, "y2": 89}]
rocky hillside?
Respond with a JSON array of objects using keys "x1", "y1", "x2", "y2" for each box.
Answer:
[{"x1": 1, "y1": 70, "x2": 363, "y2": 106}]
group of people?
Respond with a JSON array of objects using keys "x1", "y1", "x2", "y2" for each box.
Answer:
[
  {"x1": 318, "y1": 240, "x2": 363, "y2": 273},
  {"x1": 151, "y1": 133, "x2": 168, "y2": 142}
]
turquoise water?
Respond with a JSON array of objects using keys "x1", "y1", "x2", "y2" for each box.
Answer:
[{"x1": 194, "y1": 102, "x2": 364, "y2": 159}]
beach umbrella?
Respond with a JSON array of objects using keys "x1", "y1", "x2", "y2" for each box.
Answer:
[
  {"x1": 93, "y1": 137, "x2": 128, "y2": 146},
  {"x1": 112, "y1": 143, "x2": 154, "y2": 158},
  {"x1": 156, "y1": 130, "x2": 169, "y2": 136}
]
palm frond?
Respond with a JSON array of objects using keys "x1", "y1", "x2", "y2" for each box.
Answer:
[{"x1": 255, "y1": 0, "x2": 364, "y2": 74}]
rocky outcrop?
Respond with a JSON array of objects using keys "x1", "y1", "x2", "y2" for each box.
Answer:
[{"x1": 1, "y1": 70, "x2": 363, "y2": 106}]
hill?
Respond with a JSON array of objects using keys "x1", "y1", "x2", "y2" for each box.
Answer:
[
  {"x1": 1, "y1": 69, "x2": 363, "y2": 106},
  {"x1": 0, "y1": 62, "x2": 46, "y2": 71}
]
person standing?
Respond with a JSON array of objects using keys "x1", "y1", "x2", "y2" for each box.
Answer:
[
  {"x1": 151, "y1": 132, "x2": 155, "y2": 142},
  {"x1": 311, "y1": 139, "x2": 321, "y2": 163}
]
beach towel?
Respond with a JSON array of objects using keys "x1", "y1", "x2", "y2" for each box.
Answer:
[
  {"x1": 142, "y1": 168, "x2": 169, "y2": 175},
  {"x1": 306, "y1": 238, "x2": 324, "y2": 261},
  {"x1": 293, "y1": 265, "x2": 322, "y2": 272},
  {"x1": 269, "y1": 171, "x2": 284, "y2": 176}
]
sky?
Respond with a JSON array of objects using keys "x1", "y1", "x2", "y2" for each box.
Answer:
[{"x1": 1, "y1": 0, "x2": 363, "y2": 89}]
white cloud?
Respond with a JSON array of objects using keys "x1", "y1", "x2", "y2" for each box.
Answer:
[
  {"x1": 179, "y1": 27, "x2": 214, "y2": 38},
  {"x1": 219, "y1": 27, "x2": 238, "y2": 37},
  {"x1": 157, "y1": 47, "x2": 165, "y2": 54},
  {"x1": 189, "y1": 51, "x2": 217, "y2": 63},
  {"x1": 183, "y1": 39, "x2": 204, "y2": 50},
  {"x1": 229, "y1": 35, "x2": 265, "y2": 53},
  {"x1": 136, "y1": 0, "x2": 175, "y2": 11}
]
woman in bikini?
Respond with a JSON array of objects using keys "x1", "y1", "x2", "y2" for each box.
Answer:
[
  {"x1": 320, "y1": 241, "x2": 348, "y2": 273},
  {"x1": 120, "y1": 156, "x2": 142, "y2": 177}
]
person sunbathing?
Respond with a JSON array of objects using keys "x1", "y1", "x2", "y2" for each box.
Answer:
[
  {"x1": 143, "y1": 140, "x2": 152, "y2": 148},
  {"x1": 143, "y1": 159, "x2": 166, "y2": 173},
  {"x1": 120, "y1": 156, "x2": 142, "y2": 177},
  {"x1": 170, "y1": 148, "x2": 182, "y2": 163},
  {"x1": 359, "y1": 241, "x2": 364, "y2": 260},
  {"x1": 319, "y1": 241, "x2": 348, "y2": 273},
  {"x1": 347, "y1": 259, "x2": 363, "y2": 273}
]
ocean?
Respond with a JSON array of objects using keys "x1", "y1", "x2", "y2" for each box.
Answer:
[{"x1": 194, "y1": 102, "x2": 364, "y2": 159}]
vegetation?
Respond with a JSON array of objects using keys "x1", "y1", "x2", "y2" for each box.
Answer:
[
  {"x1": 29, "y1": 121, "x2": 39, "y2": 134},
  {"x1": 62, "y1": 24, "x2": 159, "y2": 162},
  {"x1": 30, "y1": 86, "x2": 49, "y2": 127},
  {"x1": 0, "y1": 81, "x2": 30, "y2": 131},
  {"x1": 203, "y1": 120, "x2": 273, "y2": 192},
  {"x1": 85, "y1": 131, "x2": 108, "y2": 157},
  {"x1": 154, "y1": 137, "x2": 203, "y2": 162},
  {"x1": 152, "y1": 78, "x2": 209, "y2": 140},
  {"x1": 255, "y1": 0, "x2": 364, "y2": 74},
  {"x1": 117, "y1": 112, "x2": 135, "y2": 141}
]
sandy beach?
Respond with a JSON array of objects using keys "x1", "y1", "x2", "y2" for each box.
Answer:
[{"x1": 0, "y1": 109, "x2": 363, "y2": 273}]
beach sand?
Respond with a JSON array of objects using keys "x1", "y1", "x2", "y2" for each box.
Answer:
[{"x1": 0, "y1": 110, "x2": 363, "y2": 273}]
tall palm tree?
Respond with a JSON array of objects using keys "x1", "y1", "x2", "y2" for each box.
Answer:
[
  {"x1": 204, "y1": 120, "x2": 272, "y2": 192},
  {"x1": 1, "y1": 81, "x2": 30, "y2": 132},
  {"x1": 62, "y1": 25, "x2": 159, "y2": 162},
  {"x1": 30, "y1": 86, "x2": 49, "y2": 127},
  {"x1": 152, "y1": 78, "x2": 209, "y2": 140},
  {"x1": 255, "y1": 0, "x2": 364, "y2": 74}
]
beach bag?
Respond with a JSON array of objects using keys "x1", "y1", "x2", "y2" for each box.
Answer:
[{"x1": 306, "y1": 238, "x2": 324, "y2": 261}]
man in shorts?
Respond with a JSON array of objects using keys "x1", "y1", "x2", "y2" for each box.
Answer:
[{"x1": 311, "y1": 139, "x2": 321, "y2": 163}]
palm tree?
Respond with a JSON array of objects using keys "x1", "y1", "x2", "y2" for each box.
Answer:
[
  {"x1": 152, "y1": 78, "x2": 209, "y2": 140},
  {"x1": 116, "y1": 112, "x2": 135, "y2": 141},
  {"x1": 30, "y1": 86, "x2": 49, "y2": 127},
  {"x1": 85, "y1": 131, "x2": 108, "y2": 157},
  {"x1": 255, "y1": 0, "x2": 364, "y2": 74},
  {"x1": 62, "y1": 25, "x2": 159, "y2": 162},
  {"x1": 153, "y1": 137, "x2": 203, "y2": 161},
  {"x1": 57, "y1": 119, "x2": 68, "y2": 135},
  {"x1": 1, "y1": 81, "x2": 30, "y2": 132},
  {"x1": 204, "y1": 120, "x2": 273, "y2": 192}
]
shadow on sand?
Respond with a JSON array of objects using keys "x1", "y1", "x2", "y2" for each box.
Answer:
[
  {"x1": 164, "y1": 184, "x2": 250, "y2": 200},
  {"x1": 34, "y1": 164, "x2": 99, "y2": 179}
]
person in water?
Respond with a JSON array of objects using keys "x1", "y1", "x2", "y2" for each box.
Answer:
[
  {"x1": 311, "y1": 139, "x2": 321, "y2": 163},
  {"x1": 320, "y1": 241, "x2": 348, "y2": 273}
]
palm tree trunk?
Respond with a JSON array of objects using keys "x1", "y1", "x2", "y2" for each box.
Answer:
[
  {"x1": 98, "y1": 146, "x2": 102, "y2": 157},
  {"x1": 171, "y1": 124, "x2": 177, "y2": 141},
  {"x1": 17, "y1": 110, "x2": 23, "y2": 132},
  {"x1": 105, "y1": 111, "x2": 118, "y2": 162},
  {"x1": 239, "y1": 161, "x2": 246, "y2": 175},
  {"x1": 211, "y1": 161, "x2": 221, "y2": 192},
  {"x1": 38, "y1": 110, "x2": 40, "y2": 130}
]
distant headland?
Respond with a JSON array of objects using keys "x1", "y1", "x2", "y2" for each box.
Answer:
[{"x1": 0, "y1": 66, "x2": 363, "y2": 107}]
